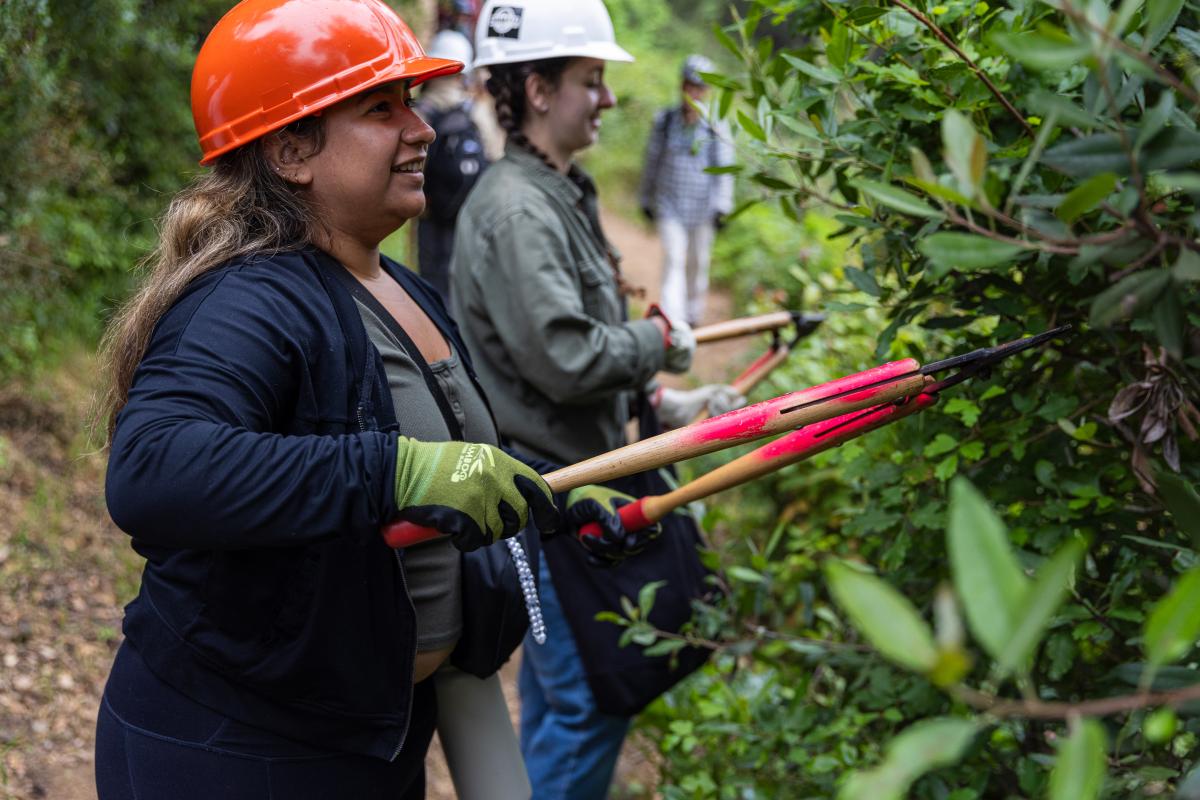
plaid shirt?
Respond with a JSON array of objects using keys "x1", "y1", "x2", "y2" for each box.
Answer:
[{"x1": 638, "y1": 106, "x2": 735, "y2": 227}]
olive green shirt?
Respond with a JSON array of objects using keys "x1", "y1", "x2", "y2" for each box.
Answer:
[{"x1": 450, "y1": 144, "x2": 666, "y2": 465}]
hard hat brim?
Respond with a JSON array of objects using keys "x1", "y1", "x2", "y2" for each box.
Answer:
[
  {"x1": 198, "y1": 56, "x2": 464, "y2": 165},
  {"x1": 473, "y1": 41, "x2": 634, "y2": 69}
]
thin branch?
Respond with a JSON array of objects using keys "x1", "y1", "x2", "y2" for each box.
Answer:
[
  {"x1": 886, "y1": 0, "x2": 1037, "y2": 138},
  {"x1": 953, "y1": 680, "x2": 1200, "y2": 720}
]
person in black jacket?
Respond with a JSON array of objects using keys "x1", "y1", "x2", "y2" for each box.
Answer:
[{"x1": 91, "y1": 1, "x2": 566, "y2": 798}]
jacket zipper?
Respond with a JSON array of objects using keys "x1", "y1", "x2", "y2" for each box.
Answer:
[
  {"x1": 358, "y1": 392, "x2": 416, "y2": 762},
  {"x1": 389, "y1": 547, "x2": 417, "y2": 762}
]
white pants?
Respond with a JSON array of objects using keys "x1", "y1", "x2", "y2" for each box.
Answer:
[
  {"x1": 435, "y1": 666, "x2": 531, "y2": 800},
  {"x1": 659, "y1": 217, "x2": 716, "y2": 326}
]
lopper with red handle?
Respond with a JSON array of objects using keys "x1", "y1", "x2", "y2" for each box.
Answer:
[
  {"x1": 580, "y1": 324, "x2": 1072, "y2": 540},
  {"x1": 693, "y1": 310, "x2": 823, "y2": 345},
  {"x1": 382, "y1": 358, "x2": 926, "y2": 547},
  {"x1": 690, "y1": 312, "x2": 826, "y2": 424},
  {"x1": 380, "y1": 325, "x2": 1070, "y2": 548}
]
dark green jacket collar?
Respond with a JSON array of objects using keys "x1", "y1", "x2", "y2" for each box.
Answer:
[{"x1": 503, "y1": 141, "x2": 598, "y2": 208}]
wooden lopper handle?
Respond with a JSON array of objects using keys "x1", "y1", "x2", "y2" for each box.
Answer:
[{"x1": 382, "y1": 359, "x2": 928, "y2": 548}]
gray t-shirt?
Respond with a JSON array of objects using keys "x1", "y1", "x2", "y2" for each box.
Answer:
[{"x1": 356, "y1": 299, "x2": 498, "y2": 652}]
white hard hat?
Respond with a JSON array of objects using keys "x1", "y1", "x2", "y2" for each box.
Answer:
[
  {"x1": 473, "y1": 0, "x2": 634, "y2": 69},
  {"x1": 427, "y1": 29, "x2": 475, "y2": 73}
]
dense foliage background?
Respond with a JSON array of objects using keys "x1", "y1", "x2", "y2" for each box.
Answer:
[{"x1": 624, "y1": 0, "x2": 1200, "y2": 797}]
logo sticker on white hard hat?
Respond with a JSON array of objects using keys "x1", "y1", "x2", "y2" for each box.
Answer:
[{"x1": 486, "y1": 5, "x2": 523, "y2": 38}]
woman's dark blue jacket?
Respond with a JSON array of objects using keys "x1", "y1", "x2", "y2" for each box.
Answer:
[{"x1": 105, "y1": 246, "x2": 467, "y2": 760}]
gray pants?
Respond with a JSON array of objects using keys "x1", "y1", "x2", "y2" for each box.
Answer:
[
  {"x1": 659, "y1": 217, "x2": 716, "y2": 326},
  {"x1": 435, "y1": 666, "x2": 531, "y2": 800}
]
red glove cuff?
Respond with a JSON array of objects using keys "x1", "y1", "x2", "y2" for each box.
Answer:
[{"x1": 645, "y1": 303, "x2": 674, "y2": 349}]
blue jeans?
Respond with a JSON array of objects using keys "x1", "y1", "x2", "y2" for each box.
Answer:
[{"x1": 519, "y1": 557, "x2": 630, "y2": 800}]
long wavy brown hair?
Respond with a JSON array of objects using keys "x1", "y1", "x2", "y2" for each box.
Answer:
[{"x1": 94, "y1": 119, "x2": 325, "y2": 445}]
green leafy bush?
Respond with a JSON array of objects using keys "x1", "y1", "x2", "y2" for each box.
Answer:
[{"x1": 621, "y1": 0, "x2": 1200, "y2": 796}]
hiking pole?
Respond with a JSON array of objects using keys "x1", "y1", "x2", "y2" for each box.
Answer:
[
  {"x1": 382, "y1": 358, "x2": 927, "y2": 547},
  {"x1": 581, "y1": 324, "x2": 1072, "y2": 538},
  {"x1": 693, "y1": 310, "x2": 824, "y2": 345}
]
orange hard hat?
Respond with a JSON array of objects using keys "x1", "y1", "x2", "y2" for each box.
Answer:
[{"x1": 192, "y1": 0, "x2": 463, "y2": 164}]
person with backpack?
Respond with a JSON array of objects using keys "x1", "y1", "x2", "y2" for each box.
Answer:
[
  {"x1": 415, "y1": 29, "x2": 492, "y2": 302},
  {"x1": 451, "y1": 2, "x2": 745, "y2": 797},
  {"x1": 639, "y1": 54, "x2": 736, "y2": 327},
  {"x1": 91, "y1": 2, "x2": 626, "y2": 797}
]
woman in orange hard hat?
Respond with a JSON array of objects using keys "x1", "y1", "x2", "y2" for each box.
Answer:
[{"x1": 92, "y1": 1, "x2": 561, "y2": 797}]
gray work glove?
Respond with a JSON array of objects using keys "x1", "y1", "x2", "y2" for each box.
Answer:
[
  {"x1": 647, "y1": 303, "x2": 695, "y2": 374},
  {"x1": 663, "y1": 320, "x2": 696, "y2": 374},
  {"x1": 655, "y1": 384, "x2": 747, "y2": 428}
]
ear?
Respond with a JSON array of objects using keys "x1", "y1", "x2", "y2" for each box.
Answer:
[
  {"x1": 263, "y1": 133, "x2": 314, "y2": 187},
  {"x1": 523, "y1": 71, "x2": 556, "y2": 116}
]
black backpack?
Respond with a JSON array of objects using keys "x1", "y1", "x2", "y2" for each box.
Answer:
[{"x1": 421, "y1": 101, "x2": 488, "y2": 225}]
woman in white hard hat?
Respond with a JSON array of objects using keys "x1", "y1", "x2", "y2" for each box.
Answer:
[{"x1": 450, "y1": 1, "x2": 744, "y2": 797}]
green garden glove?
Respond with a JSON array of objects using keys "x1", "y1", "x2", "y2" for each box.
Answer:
[
  {"x1": 393, "y1": 437, "x2": 558, "y2": 552},
  {"x1": 565, "y1": 484, "x2": 662, "y2": 568}
]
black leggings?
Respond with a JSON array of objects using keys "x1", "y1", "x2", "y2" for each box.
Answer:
[{"x1": 95, "y1": 644, "x2": 434, "y2": 800}]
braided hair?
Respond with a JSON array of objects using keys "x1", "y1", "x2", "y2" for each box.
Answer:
[
  {"x1": 485, "y1": 58, "x2": 644, "y2": 298},
  {"x1": 485, "y1": 58, "x2": 570, "y2": 170}
]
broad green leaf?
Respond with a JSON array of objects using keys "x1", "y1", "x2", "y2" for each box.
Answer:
[
  {"x1": 1056, "y1": 173, "x2": 1118, "y2": 223},
  {"x1": 907, "y1": 178, "x2": 975, "y2": 208},
  {"x1": 1112, "y1": 0, "x2": 1145, "y2": 37},
  {"x1": 737, "y1": 110, "x2": 766, "y2": 141},
  {"x1": 827, "y1": 22, "x2": 851, "y2": 69},
  {"x1": 727, "y1": 565, "x2": 766, "y2": 583},
  {"x1": 1179, "y1": 763, "x2": 1200, "y2": 799},
  {"x1": 638, "y1": 580, "x2": 666, "y2": 616},
  {"x1": 844, "y1": 266, "x2": 882, "y2": 297},
  {"x1": 1178, "y1": 27, "x2": 1200, "y2": 59},
  {"x1": 780, "y1": 53, "x2": 841, "y2": 84},
  {"x1": 1145, "y1": 0, "x2": 1185, "y2": 50},
  {"x1": 997, "y1": 539, "x2": 1087, "y2": 676},
  {"x1": 1152, "y1": 290, "x2": 1185, "y2": 359},
  {"x1": 1048, "y1": 719, "x2": 1107, "y2": 800},
  {"x1": 825, "y1": 560, "x2": 938, "y2": 673},
  {"x1": 1088, "y1": 269, "x2": 1172, "y2": 327},
  {"x1": 1143, "y1": 128, "x2": 1200, "y2": 173},
  {"x1": 943, "y1": 111, "x2": 985, "y2": 197},
  {"x1": 839, "y1": 717, "x2": 979, "y2": 800},
  {"x1": 1144, "y1": 565, "x2": 1200, "y2": 665},
  {"x1": 1027, "y1": 91, "x2": 1107, "y2": 130},
  {"x1": 1135, "y1": 92, "x2": 1175, "y2": 152},
  {"x1": 1157, "y1": 472, "x2": 1200, "y2": 546},
  {"x1": 712, "y1": 23, "x2": 742, "y2": 59},
  {"x1": 911, "y1": 147, "x2": 937, "y2": 183},
  {"x1": 991, "y1": 30, "x2": 1090, "y2": 70},
  {"x1": 854, "y1": 179, "x2": 945, "y2": 219},
  {"x1": 1045, "y1": 134, "x2": 1130, "y2": 177},
  {"x1": 846, "y1": 6, "x2": 891, "y2": 25},
  {"x1": 1174, "y1": 249, "x2": 1200, "y2": 282},
  {"x1": 947, "y1": 478, "x2": 1029, "y2": 662},
  {"x1": 919, "y1": 233, "x2": 1025, "y2": 276}
]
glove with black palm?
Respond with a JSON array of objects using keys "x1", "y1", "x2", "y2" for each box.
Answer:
[
  {"x1": 565, "y1": 485, "x2": 661, "y2": 568},
  {"x1": 393, "y1": 437, "x2": 559, "y2": 552}
]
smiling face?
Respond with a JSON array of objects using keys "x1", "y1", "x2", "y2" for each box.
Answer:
[
  {"x1": 541, "y1": 58, "x2": 616, "y2": 157},
  {"x1": 271, "y1": 82, "x2": 435, "y2": 247}
]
